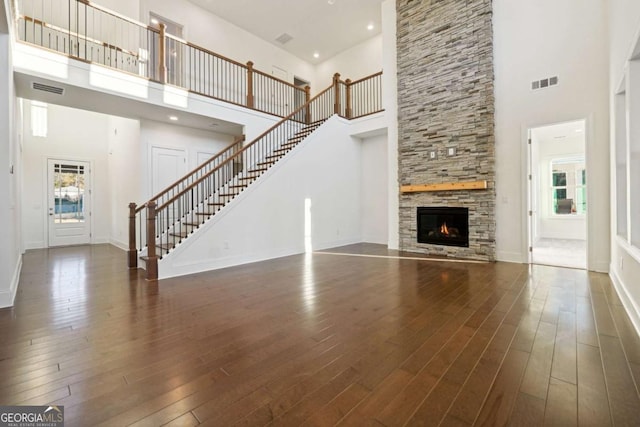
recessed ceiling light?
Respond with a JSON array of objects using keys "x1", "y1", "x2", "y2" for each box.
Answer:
[
  {"x1": 327, "y1": 0, "x2": 335, "y2": 4},
  {"x1": 575, "y1": 129, "x2": 583, "y2": 133},
  {"x1": 367, "y1": 23, "x2": 374, "y2": 31},
  {"x1": 169, "y1": 115, "x2": 178, "y2": 121},
  {"x1": 313, "y1": 52, "x2": 320, "y2": 59},
  {"x1": 151, "y1": 18, "x2": 159, "y2": 25}
]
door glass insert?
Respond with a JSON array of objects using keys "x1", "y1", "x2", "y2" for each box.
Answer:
[{"x1": 53, "y1": 163, "x2": 86, "y2": 223}]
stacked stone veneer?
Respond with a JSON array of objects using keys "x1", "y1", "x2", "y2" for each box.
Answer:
[{"x1": 397, "y1": 0, "x2": 495, "y2": 261}]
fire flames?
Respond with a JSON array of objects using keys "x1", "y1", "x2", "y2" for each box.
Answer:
[{"x1": 440, "y1": 222, "x2": 450, "y2": 236}]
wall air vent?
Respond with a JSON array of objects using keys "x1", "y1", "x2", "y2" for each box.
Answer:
[
  {"x1": 32, "y1": 82, "x2": 65, "y2": 95},
  {"x1": 275, "y1": 33, "x2": 293, "y2": 45},
  {"x1": 531, "y1": 76, "x2": 559, "y2": 91}
]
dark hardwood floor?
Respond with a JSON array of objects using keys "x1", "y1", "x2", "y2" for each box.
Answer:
[{"x1": 1, "y1": 244, "x2": 639, "y2": 426}]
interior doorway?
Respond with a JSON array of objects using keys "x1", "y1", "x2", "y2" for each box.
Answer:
[
  {"x1": 294, "y1": 76, "x2": 310, "y2": 121},
  {"x1": 527, "y1": 120, "x2": 587, "y2": 269}
]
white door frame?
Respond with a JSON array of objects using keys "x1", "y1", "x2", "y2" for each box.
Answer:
[
  {"x1": 524, "y1": 118, "x2": 589, "y2": 269},
  {"x1": 46, "y1": 157, "x2": 93, "y2": 247}
]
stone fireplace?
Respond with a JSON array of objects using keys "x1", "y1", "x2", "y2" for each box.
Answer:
[{"x1": 396, "y1": 0, "x2": 495, "y2": 261}]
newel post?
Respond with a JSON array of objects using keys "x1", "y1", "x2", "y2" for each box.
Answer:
[
  {"x1": 333, "y1": 73, "x2": 341, "y2": 115},
  {"x1": 158, "y1": 23, "x2": 168, "y2": 84},
  {"x1": 146, "y1": 201, "x2": 159, "y2": 281},
  {"x1": 246, "y1": 61, "x2": 254, "y2": 109},
  {"x1": 304, "y1": 85, "x2": 311, "y2": 124},
  {"x1": 128, "y1": 202, "x2": 138, "y2": 269},
  {"x1": 345, "y1": 78, "x2": 352, "y2": 119}
]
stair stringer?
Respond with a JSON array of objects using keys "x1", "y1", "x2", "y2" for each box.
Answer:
[{"x1": 157, "y1": 115, "x2": 364, "y2": 279}]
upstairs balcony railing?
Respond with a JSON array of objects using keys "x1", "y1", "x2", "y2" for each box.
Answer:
[{"x1": 15, "y1": 0, "x2": 310, "y2": 118}]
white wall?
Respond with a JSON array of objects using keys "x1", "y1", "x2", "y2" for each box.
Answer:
[
  {"x1": 22, "y1": 102, "x2": 112, "y2": 249},
  {"x1": 159, "y1": 116, "x2": 364, "y2": 279},
  {"x1": 139, "y1": 120, "x2": 233, "y2": 199},
  {"x1": 107, "y1": 116, "x2": 141, "y2": 249},
  {"x1": 493, "y1": 0, "x2": 610, "y2": 271},
  {"x1": 98, "y1": 0, "x2": 140, "y2": 19},
  {"x1": 315, "y1": 35, "x2": 383, "y2": 86},
  {"x1": 0, "y1": 30, "x2": 22, "y2": 308},
  {"x1": 361, "y1": 133, "x2": 388, "y2": 244},
  {"x1": 609, "y1": 3, "x2": 640, "y2": 334}
]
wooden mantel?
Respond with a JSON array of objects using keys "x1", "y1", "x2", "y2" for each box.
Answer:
[{"x1": 400, "y1": 180, "x2": 488, "y2": 193}]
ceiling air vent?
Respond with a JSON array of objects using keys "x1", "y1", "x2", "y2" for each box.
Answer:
[
  {"x1": 275, "y1": 33, "x2": 293, "y2": 45},
  {"x1": 32, "y1": 82, "x2": 65, "y2": 95},
  {"x1": 531, "y1": 76, "x2": 559, "y2": 91}
]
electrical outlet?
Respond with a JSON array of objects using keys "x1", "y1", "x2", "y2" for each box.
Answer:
[
  {"x1": 428, "y1": 150, "x2": 437, "y2": 160},
  {"x1": 223, "y1": 241, "x2": 229, "y2": 250},
  {"x1": 447, "y1": 147, "x2": 456, "y2": 156}
]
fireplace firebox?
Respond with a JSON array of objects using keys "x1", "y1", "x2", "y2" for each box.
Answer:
[{"x1": 417, "y1": 207, "x2": 469, "y2": 247}]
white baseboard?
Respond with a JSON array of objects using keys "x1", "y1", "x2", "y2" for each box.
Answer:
[
  {"x1": 590, "y1": 260, "x2": 609, "y2": 273},
  {"x1": 109, "y1": 238, "x2": 128, "y2": 251},
  {"x1": 610, "y1": 264, "x2": 640, "y2": 338},
  {"x1": 0, "y1": 256, "x2": 22, "y2": 308},
  {"x1": 24, "y1": 241, "x2": 45, "y2": 250},
  {"x1": 496, "y1": 250, "x2": 526, "y2": 264}
]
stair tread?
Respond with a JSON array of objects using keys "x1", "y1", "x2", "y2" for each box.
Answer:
[
  {"x1": 248, "y1": 168, "x2": 268, "y2": 173},
  {"x1": 195, "y1": 212, "x2": 213, "y2": 216},
  {"x1": 208, "y1": 202, "x2": 225, "y2": 206}
]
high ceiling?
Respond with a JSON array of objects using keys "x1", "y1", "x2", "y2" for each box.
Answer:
[{"x1": 187, "y1": 0, "x2": 384, "y2": 64}]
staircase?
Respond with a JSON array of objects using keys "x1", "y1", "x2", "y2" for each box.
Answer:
[{"x1": 129, "y1": 84, "x2": 338, "y2": 279}]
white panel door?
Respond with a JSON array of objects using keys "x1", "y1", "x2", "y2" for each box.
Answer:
[
  {"x1": 151, "y1": 147, "x2": 187, "y2": 196},
  {"x1": 47, "y1": 159, "x2": 91, "y2": 247}
]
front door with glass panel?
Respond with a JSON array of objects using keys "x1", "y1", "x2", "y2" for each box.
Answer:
[{"x1": 48, "y1": 160, "x2": 91, "y2": 246}]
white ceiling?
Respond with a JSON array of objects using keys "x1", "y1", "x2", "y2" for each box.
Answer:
[
  {"x1": 532, "y1": 120, "x2": 585, "y2": 142},
  {"x1": 187, "y1": 0, "x2": 384, "y2": 64}
]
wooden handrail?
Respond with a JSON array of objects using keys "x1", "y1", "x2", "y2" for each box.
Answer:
[
  {"x1": 77, "y1": 0, "x2": 158, "y2": 32},
  {"x1": 348, "y1": 71, "x2": 383, "y2": 86},
  {"x1": 20, "y1": 15, "x2": 142, "y2": 58},
  {"x1": 165, "y1": 33, "x2": 248, "y2": 69},
  {"x1": 157, "y1": 85, "x2": 334, "y2": 211},
  {"x1": 252, "y1": 68, "x2": 305, "y2": 91},
  {"x1": 164, "y1": 33, "x2": 304, "y2": 94}
]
